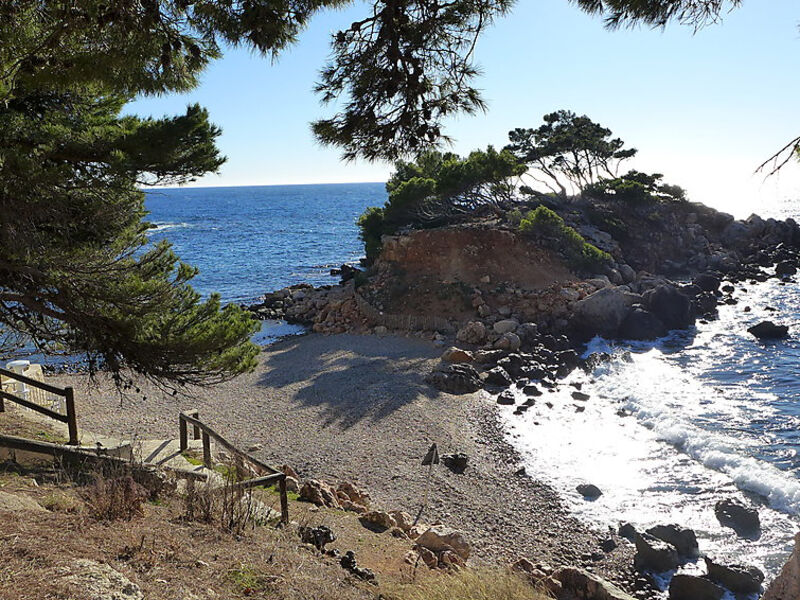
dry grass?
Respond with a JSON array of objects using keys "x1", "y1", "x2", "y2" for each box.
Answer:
[
  {"x1": 0, "y1": 406, "x2": 67, "y2": 444},
  {"x1": 82, "y1": 473, "x2": 148, "y2": 521},
  {"x1": 387, "y1": 568, "x2": 553, "y2": 600}
]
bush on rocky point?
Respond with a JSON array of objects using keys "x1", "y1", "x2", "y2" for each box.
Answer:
[{"x1": 518, "y1": 206, "x2": 611, "y2": 272}]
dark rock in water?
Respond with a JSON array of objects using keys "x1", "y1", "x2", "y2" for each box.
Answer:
[
  {"x1": 571, "y1": 391, "x2": 591, "y2": 401},
  {"x1": 644, "y1": 284, "x2": 693, "y2": 330},
  {"x1": 704, "y1": 557, "x2": 765, "y2": 594},
  {"x1": 484, "y1": 366, "x2": 512, "y2": 387},
  {"x1": 634, "y1": 532, "x2": 680, "y2": 572},
  {"x1": 442, "y1": 452, "x2": 469, "y2": 474},
  {"x1": 582, "y1": 352, "x2": 612, "y2": 371},
  {"x1": 514, "y1": 466, "x2": 526, "y2": 476},
  {"x1": 557, "y1": 349, "x2": 580, "y2": 368},
  {"x1": 497, "y1": 354, "x2": 526, "y2": 379},
  {"x1": 744, "y1": 306, "x2": 751, "y2": 312},
  {"x1": 425, "y1": 364, "x2": 482, "y2": 394},
  {"x1": 694, "y1": 291, "x2": 719, "y2": 315},
  {"x1": 721, "y1": 283, "x2": 735, "y2": 293},
  {"x1": 576, "y1": 483, "x2": 602, "y2": 498},
  {"x1": 748, "y1": 320, "x2": 789, "y2": 339},
  {"x1": 522, "y1": 384, "x2": 542, "y2": 396},
  {"x1": 618, "y1": 522, "x2": 637, "y2": 540},
  {"x1": 714, "y1": 498, "x2": 761, "y2": 535},
  {"x1": 619, "y1": 307, "x2": 667, "y2": 340},
  {"x1": 496, "y1": 390, "x2": 516, "y2": 405},
  {"x1": 694, "y1": 273, "x2": 721, "y2": 292},
  {"x1": 645, "y1": 524, "x2": 699, "y2": 558},
  {"x1": 668, "y1": 574, "x2": 723, "y2": 600},
  {"x1": 776, "y1": 260, "x2": 797, "y2": 276}
]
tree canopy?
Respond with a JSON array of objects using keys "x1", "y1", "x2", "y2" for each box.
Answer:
[{"x1": 506, "y1": 110, "x2": 637, "y2": 197}]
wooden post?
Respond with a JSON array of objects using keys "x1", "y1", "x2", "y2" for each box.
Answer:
[
  {"x1": 64, "y1": 387, "x2": 78, "y2": 445},
  {"x1": 0, "y1": 393, "x2": 4, "y2": 412},
  {"x1": 179, "y1": 415, "x2": 188, "y2": 451},
  {"x1": 191, "y1": 410, "x2": 201, "y2": 440},
  {"x1": 202, "y1": 431, "x2": 211, "y2": 468},
  {"x1": 278, "y1": 475, "x2": 289, "y2": 525}
]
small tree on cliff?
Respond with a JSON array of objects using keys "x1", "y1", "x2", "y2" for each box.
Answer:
[
  {"x1": 506, "y1": 110, "x2": 637, "y2": 197},
  {"x1": 358, "y1": 147, "x2": 526, "y2": 263}
]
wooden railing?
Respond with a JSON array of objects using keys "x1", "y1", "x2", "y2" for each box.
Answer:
[
  {"x1": 179, "y1": 410, "x2": 289, "y2": 524},
  {"x1": 0, "y1": 367, "x2": 78, "y2": 445}
]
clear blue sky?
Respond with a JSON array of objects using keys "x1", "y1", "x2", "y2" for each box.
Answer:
[{"x1": 128, "y1": 0, "x2": 800, "y2": 218}]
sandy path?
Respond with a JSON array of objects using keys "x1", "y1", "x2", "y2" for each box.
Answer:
[{"x1": 54, "y1": 333, "x2": 635, "y2": 586}]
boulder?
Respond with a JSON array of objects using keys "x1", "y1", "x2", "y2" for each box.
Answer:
[
  {"x1": 643, "y1": 284, "x2": 693, "y2": 330},
  {"x1": 634, "y1": 532, "x2": 680, "y2": 572},
  {"x1": 619, "y1": 307, "x2": 667, "y2": 340},
  {"x1": 571, "y1": 286, "x2": 641, "y2": 337},
  {"x1": 576, "y1": 483, "x2": 602, "y2": 499},
  {"x1": 497, "y1": 354, "x2": 526, "y2": 379},
  {"x1": 496, "y1": 390, "x2": 516, "y2": 405},
  {"x1": 416, "y1": 525, "x2": 471, "y2": 560},
  {"x1": 748, "y1": 321, "x2": 789, "y2": 340},
  {"x1": 668, "y1": 574, "x2": 723, "y2": 600},
  {"x1": 646, "y1": 524, "x2": 699, "y2": 558},
  {"x1": 456, "y1": 321, "x2": 487, "y2": 345},
  {"x1": 483, "y1": 366, "x2": 512, "y2": 387},
  {"x1": 493, "y1": 319, "x2": 519, "y2": 334},
  {"x1": 704, "y1": 557, "x2": 764, "y2": 595},
  {"x1": 618, "y1": 522, "x2": 637, "y2": 540},
  {"x1": 415, "y1": 545, "x2": 439, "y2": 569},
  {"x1": 299, "y1": 525, "x2": 336, "y2": 551},
  {"x1": 552, "y1": 567, "x2": 636, "y2": 600},
  {"x1": 300, "y1": 479, "x2": 340, "y2": 508},
  {"x1": 694, "y1": 273, "x2": 721, "y2": 292},
  {"x1": 388, "y1": 510, "x2": 414, "y2": 532},
  {"x1": 776, "y1": 260, "x2": 797, "y2": 276},
  {"x1": 516, "y1": 323, "x2": 540, "y2": 347},
  {"x1": 56, "y1": 559, "x2": 144, "y2": 600},
  {"x1": 714, "y1": 498, "x2": 760, "y2": 535},
  {"x1": 441, "y1": 347, "x2": 474, "y2": 363},
  {"x1": 0, "y1": 490, "x2": 46, "y2": 513},
  {"x1": 425, "y1": 364, "x2": 482, "y2": 394},
  {"x1": 360, "y1": 510, "x2": 397, "y2": 530},
  {"x1": 763, "y1": 532, "x2": 800, "y2": 600},
  {"x1": 494, "y1": 332, "x2": 522, "y2": 351},
  {"x1": 337, "y1": 481, "x2": 371, "y2": 507}
]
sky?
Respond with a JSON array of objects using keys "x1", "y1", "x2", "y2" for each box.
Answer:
[{"x1": 127, "y1": 0, "x2": 800, "y2": 218}]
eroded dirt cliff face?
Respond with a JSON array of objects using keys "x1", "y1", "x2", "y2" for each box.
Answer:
[
  {"x1": 378, "y1": 226, "x2": 574, "y2": 289},
  {"x1": 365, "y1": 226, "x2": 577, "y2": 322}
]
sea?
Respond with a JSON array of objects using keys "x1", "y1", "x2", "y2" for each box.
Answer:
[{"x1": 146, "y1": 183, "x2": 798, "y2": 590}]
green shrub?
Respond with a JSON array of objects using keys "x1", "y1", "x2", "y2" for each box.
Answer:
[
  {"x1": 584, "y1": 170, "x2": 686, "y2": 204},
  {"x1": 357, "y1": 206, "x2": 386, "y2": 264},
  {"x1": 506, "y1": 208, "x2": 523, "y2": 226},
  {"x1": 518, "y1": 206, "x2": 611, "y2": 272}
]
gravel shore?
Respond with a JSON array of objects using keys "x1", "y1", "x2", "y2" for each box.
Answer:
[{"x1": 54, "y1": 333, "x2": 636, "y2": 588}]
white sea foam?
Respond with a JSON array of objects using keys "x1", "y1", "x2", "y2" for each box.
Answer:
[{"x1": 148, "y1": 221, "x2": 192, "y2": 233}]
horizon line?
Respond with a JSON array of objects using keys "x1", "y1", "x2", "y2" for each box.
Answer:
[{"x1": 144, "y1": 180, "x2": 387, "y2": 191}]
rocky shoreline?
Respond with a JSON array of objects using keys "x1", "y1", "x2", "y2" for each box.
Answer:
[{"x1": 240, "y1": 199, "x2": 800, "y2": 599}]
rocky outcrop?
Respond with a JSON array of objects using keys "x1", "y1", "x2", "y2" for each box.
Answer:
[
  {"x1": 633, "y1": 532, "x2": 680, "y2": 572},
  {"x1": 425, "y1": 364, "x2": 482, "y2": 394},
  {"x1": 668, "y1": 574, "x2": 723, "y2": 600},
  {"x1": 56, "y1": 559, "x2": 143, "y2": 600},
  {"x1": 415, "y1": 525, "x2": 471, "y2": 560},
  {"x1": 645, "y1": 524, "x2": 699, "y2": 559},
  {"x1": 299, "y1": 479, "x2": 340, "y2": 508},
  {"x1": 748, "y1": 320, "x2": 790, "y2": 340},
  {"x1": 704, "y1": 557, "x2": 764, "y2": 595},
  {"x1": 552, "y1": 567, "x2": 636, "y2": 600},
  {"x1": 360, "y1": 510, "x2": 397, "y2": 530},
  {"x1": 571, "y1": 287, "x2": 641, "y2": 338},
  {"x1": 763, "y1": 532, "x2": 800, "y2": 600},
  {"x1": 714, "y1": 498, "x2": 760, "y2": 536}
]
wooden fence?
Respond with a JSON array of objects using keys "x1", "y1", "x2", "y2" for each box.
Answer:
[
  {"x1": 0, "y1": 367, "x2": 78, "y2": 445},
  {"x1": 179, "y1": 410, "x2": 289, "y2": 524}
]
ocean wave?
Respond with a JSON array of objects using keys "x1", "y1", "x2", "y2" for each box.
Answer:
[
  {"x1": 587, "y1": 339, "x2": 800, "y2": 515},
  {"x1": 147, "y1": 221, "x2": 192, "y2": 233}
]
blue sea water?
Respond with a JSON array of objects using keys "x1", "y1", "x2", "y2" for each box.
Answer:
[
  {"x1": 145, "y1": 182, "x2": 386, "y2": 304},
  {"x1": 147, "y1": 183, "x2": 800, "y2": 587}
]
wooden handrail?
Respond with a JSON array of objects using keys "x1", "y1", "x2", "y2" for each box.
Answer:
[
  {"x1": 0, "y1": 389, "x2": 68, "y2": 423},
  {"x1": 0, "y1": 376, "x2": 78, "y2": 445},
  {"x1": 179, "y1": 412, "x2": 280, "y2": 475},
  {"x1": 178, "y1": 410, "x2": 289, "y2": 524}
]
